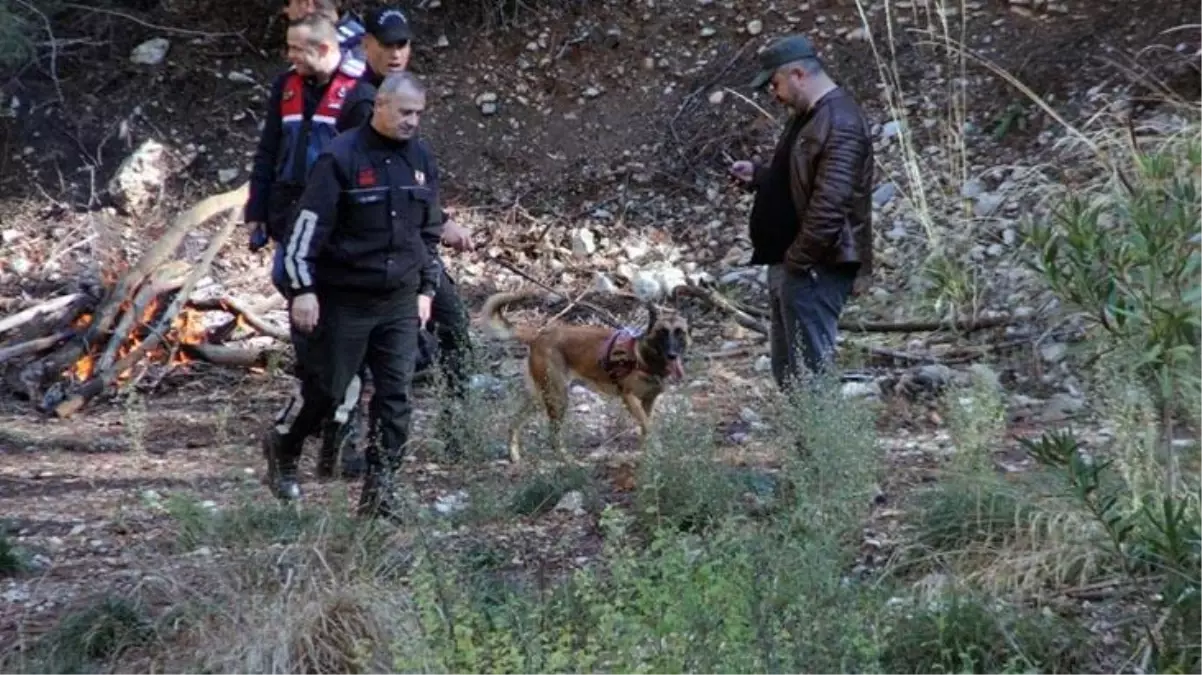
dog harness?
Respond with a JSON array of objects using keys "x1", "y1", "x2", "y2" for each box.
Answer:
[{"x1": 599, "y1": 327, "x2": 643, "y2": 382}]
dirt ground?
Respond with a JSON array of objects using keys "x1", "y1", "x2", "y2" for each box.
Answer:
[{"x1": 0, "y1": 0, "x2": 1197, "y2": 659}]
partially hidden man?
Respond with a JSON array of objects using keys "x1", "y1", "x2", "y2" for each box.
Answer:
[
  {"x1": 263, "y1": 71, "x2": 443, "y2": 522},
  {"x1": 731, "y1": 35, "x2": 874, "y2": 389},
  {"x1": 337, "y1": 6, "x2": 478, "y2": 458},
  {"x1": 244, "y1": 14, "x2": 373, "y2": 481},
  {"x1": 283, "y1": 0, "x2": 365, "y2": 58}
]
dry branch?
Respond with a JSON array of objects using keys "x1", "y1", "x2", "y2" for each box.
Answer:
[
  {"x1": 95, "y1": 260, "x2": 191, "y2": 373},
  {"x1": 672, "y1": 282, "x2": 1015, "y2": 337},
  {"x1": 80, "y1": 183, "x2": 247, "y2": 348},
  {"x1": 187, "y1": 296, "x2": 289, "y2": 341},
  {"x1": 839, "y1": 314, "x2": 1013, "y2": 334},
  {"x1": 54, "y1": 213, "x2": 241, "y2": 418},
  {"x1": 671, "y1": 283, "x2": 768, "y2": 335},
  {"x1": 0, "y1": 294, "x2": 84, "y2": 337}
]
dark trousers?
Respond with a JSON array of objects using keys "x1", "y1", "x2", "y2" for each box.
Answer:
[
  {"x1": 429, "y1": 267, "x2": 472, "y2": 399},
  {"x1": 272, "y1": 242, "x2": 363, "y2": 432},
  {"x1": 767, "y1": 263, "x2": 857, "y2": 390},
  {"x1": 277, "y1": 288, "x2": 420, "y2": 471}
]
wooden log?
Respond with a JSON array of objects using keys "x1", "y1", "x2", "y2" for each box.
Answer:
[
  {"x1": 0, "y1": 427, "x2": 132, "y2": 454},
  {"x1": 181, "y1": 343, "x2": 269, "y2": 369},
  {"x1": 54, "y1": 213, "x2": 241, "y2": 418},
  {"x1": 94, "y1": 260, "x2": 191, "y2": 373},
  {"x1": 0, "y1": 330, "x2": 75, "y2": 366},
  {"x1": 187, "y1": 296, "x2": 290, "y2": 341},
  {"x1": 0, "y1": 294, "x2": 84, "y2": 337}
]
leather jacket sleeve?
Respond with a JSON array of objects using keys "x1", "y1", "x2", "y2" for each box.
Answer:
[{"x1": 785, "y1": 105, "x2": 872, "y2": 271}]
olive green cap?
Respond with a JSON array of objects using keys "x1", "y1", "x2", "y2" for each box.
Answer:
[{"x1": 749, "y1": 35, "x2": 819, "y2": 89}]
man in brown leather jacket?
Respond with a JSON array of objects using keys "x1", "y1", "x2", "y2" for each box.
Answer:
[{"x1": 731, "y1": 35, "x2": 874, "y2": 390}]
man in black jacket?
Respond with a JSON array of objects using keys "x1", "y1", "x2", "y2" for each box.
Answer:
[
  {"x1": 244, "y1": 14, "x2": 372, "y2": 481},
  {"x1": 730, "y1": 35, "x2": 874, "y2": 390},
  {"x1": 337, "y1": 6, "x2": 477, "y2": 459},
  {"x1": 263, "y1": 71, "x2": 443, "y2": 521}
]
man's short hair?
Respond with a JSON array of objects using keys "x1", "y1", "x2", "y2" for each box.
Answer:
[
  {"x1": 289, "y1": 13, "x2": 340, "y2": 47},
  {"x1": 377, "y1": 71, "x2": 426, "y2": 99}
]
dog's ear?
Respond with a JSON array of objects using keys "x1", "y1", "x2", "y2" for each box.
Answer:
[{"x1": 644, "y1": 300, "x2": 660, "y2": 334}]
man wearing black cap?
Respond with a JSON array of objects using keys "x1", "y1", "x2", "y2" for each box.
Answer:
[
  {"x1": 338, "y1": 6, "x2": 478, "y2": 460},
  {"x1": 731, "y1": 35, "x2": 874, "y2": 391}
]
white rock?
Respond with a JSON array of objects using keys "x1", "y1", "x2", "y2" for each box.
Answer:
[
  {"x1": 227, "y1": 71, "x2": 256, "y2": 84},
  {"x1": 973, "y1": 193, "x2": 1005, "y2": 217},
  {"x1": 554, "y1": 491, "x2": 586, "y2": 515},
  {"x1": 217, "y1": 168, "x2": 239, "y2": 184},
  {"x1": 435, "y1": 35, "x2": 450, "y2": 48},
  {"x1": 130, "y1": 38, "x2": 170, "y2": 65},
  {"x1": 107, "y1": 139, "x2": 174, "y2": 216},
  {"x1": 842, "y1": 380, "x2": 882, "y2": 399},
  {"x1": 631, "y1": 271, "x2": 663, "y2": 301},
  {"x1": 746, "y1": 19, "x2": 764, "y2": 35},
  {"x1": 593, "y1": 272, "x2": 618, "y2": 293},
  {"x1": 571, "y1": 228, "x2": 596, "y2": 256},
  {"x1": 475, "y1": 92, "x2": 498, "y2": 116},
  {"x1": 846, "y1": 26, "x2": 869, "y2": 41},
  {"x1": 754, "y1": 355, "x2": 772, "y2": 373},
  {"x1": 880, "y1": 120, "x2": 903, "y2": 139},
  {"x1": 708, "y1": 89, "x2": 725, "y2": 104},
  {"x1": 583, "y1": 86, "x2": 602, "y2": 98},
  {"x1": 0, "y1": 228, "x2": 19, "y2": 245}
]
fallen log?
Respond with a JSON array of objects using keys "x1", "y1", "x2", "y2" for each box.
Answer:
[
  {"x1": 181, "y1": 343, "x2": 270, "y2": 369},
  {"x1": 54, "y1": 213, "x2": 240, "y2": 418},
  {"x1": 0, "y1": 427, "x2": 132, "y2": 454},
  {"x1": 0, "y1": 330, "x2": 74, "y2": 366},
  {"x1": 0, "y1": 294, "x2": 83, "y2": 337}
]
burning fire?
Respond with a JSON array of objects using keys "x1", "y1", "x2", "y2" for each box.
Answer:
[{"x1": 69, "y1": 298, "x2": 209, "y2": 382}]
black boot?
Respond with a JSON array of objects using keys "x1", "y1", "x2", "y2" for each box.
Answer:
[
  {"x1": 356, "y1": 468, "x2": 404, "y2": 524},
  {"x1": 261, "y1": 427, "x2": 301, "y2": 502},
  {"x1": 316, "y1": 418, "x2": 367, "y2": 482},
  {"x1": 434, "y1": 406, "x2": 464, "y2": 463}
]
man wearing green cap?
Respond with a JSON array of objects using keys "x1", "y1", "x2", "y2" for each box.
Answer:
[{"x1": 731, "y1": 34, "x2": 874, "y2": 390}]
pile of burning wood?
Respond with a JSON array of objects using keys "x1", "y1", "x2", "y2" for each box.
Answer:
[{"x1": 0, "y1": 186, "x2": 289, "y2": 418}]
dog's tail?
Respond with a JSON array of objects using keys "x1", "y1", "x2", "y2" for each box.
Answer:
[{"x1": 481, "y1": 290, "x2": 544, "y2": 344}]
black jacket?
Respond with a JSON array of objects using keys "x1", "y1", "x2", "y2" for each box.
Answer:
[
  {"x1": 283, "y1": 124, "x2": 444, "y2": 298},
  {"x1": 336, "y1": 64, "x2": 384, "y2": 133}
]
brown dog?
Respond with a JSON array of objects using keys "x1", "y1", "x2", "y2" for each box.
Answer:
[{"x1": 480, "y1": 290, "x2": 691, "y2": 462}]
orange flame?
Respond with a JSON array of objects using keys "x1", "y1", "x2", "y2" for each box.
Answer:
[{"x1": 66, "y1": 299, "x2": 211, "y2": 383}]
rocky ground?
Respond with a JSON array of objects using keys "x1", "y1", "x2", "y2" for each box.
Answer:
[{"x1": 0, "y1": 0, "x2": 1198, "y2": 665}]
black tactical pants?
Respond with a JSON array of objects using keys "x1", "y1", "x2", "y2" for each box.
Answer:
[
  {"x1": 277, "y1": 288, "x2": 420, "y2": 473},
  {"x1": 429, "y1": 267, "x2": 472, "y2": 399}
]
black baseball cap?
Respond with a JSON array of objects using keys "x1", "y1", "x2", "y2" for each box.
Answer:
[
  {"x1": 749, "y1": 35, "x2": 819, "y2": 89},
  {"x1": 365, "y1": 6, "x2": 413, "y2": 45}
]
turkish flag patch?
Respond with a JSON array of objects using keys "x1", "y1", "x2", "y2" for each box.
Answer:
[{"x1": 357, "y1": 168, "x2": 376, "y2": 186}]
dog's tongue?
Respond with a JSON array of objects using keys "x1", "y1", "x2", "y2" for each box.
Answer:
[{"x1": 669, "y1": 358, "x2": 685, "y2": 381}]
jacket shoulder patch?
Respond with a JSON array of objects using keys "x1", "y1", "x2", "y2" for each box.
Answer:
[{"x1": 339, "y1": 58, "x2": 366, "y2": 79}]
